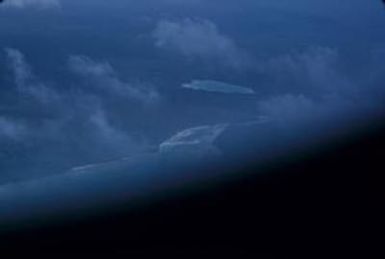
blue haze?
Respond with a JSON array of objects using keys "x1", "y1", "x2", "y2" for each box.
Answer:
[{"x1": 0, "y1": 0, "x2": 385, "y2": 219}]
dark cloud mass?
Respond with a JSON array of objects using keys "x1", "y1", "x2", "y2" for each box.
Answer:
[{"x1": 0, "y1": 0, "x2": 384, "y2": 195}]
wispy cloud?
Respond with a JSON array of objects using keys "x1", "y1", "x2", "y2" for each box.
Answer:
[
  {"x1": 2, "y1": 0, "x2": 60, "y2": 9},
  {"x1": 159, "y1": 123, "x2": 227, "y2": 159},
  {"x1": 182, "y1": 80, "x2": 255, "y2": 95},
  {"x1": 1, "y1": 48, "x2": 147, "y2": 181},
  {"x1": 0, "y1": 117, "x2": 25, "y2": 140},
  {"x1": 260, "y1": 47, "x2": 356, "y2": 97},
  {"x1": 152, "y1": 18, "x2": 249, "y2": 69},
  {"x1": 257, "y1": 47, "x2": 382, "y2": 130},
  {"x1": 68, "y1": 55, "x2": 160, "y2": 105},
  {"x1": 5, "y1": 48, "x2": 59, "y2": 104}
]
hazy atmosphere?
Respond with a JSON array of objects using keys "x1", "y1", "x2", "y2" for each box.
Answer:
[{"x1": 1, "y1": 0, "x2": 384, "y2": 191}]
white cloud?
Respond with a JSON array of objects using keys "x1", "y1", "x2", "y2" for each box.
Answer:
[
  {"x1": 88, "y1": 108, "x2": 138, "y2": 153},
  {"x1": 4, "y1": 48, "x2": 59, "y2": 104},
  {"x1": 261, "y1": 47, "x2": 356, "y2": 97},
  {"x1": 0, "y1": 117, "x2": 25, "y2": 140},
  {"x1": 2, "y1": 0, "x2": 60, "y2": 9},
  {"x1": 159, "y1": 124, "x2": 228, "y2": 159},
  {"x1": 257, "y1": 47, "x2": 375, "y2": 130},
  {"x1": 1, "y1": 49, "x2": 148, "y2": 181},
  {"x1": 152, "y1": 18, "x2": 249, "y2": 69},
  {"x1": 258, "y1": 94, "x2": 325, "y2": 127},
  {"x1": 182, "y1": 80, "x2": 255, "y2": 95},
  {"x1": 68, "y1": 55, "x2": 160, "y2": 105}
]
